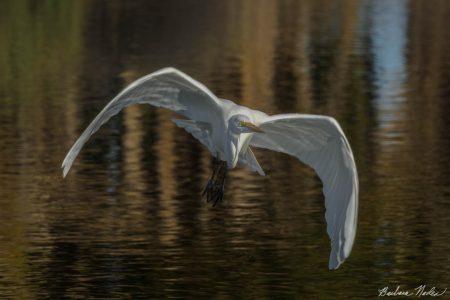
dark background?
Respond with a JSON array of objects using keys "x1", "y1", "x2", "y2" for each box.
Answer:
[{"x1": 0, "y1": 0, "x2": 449, "y2": 299}]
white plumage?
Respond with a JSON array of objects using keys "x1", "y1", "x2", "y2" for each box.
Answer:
[{"x1": 62, "y1": 67, "x2": 358, "y2": 269}]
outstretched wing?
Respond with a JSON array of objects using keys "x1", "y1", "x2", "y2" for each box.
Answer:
[
  {"x1": 250, "y1": 114, "x2": 358, "y2": 269},
  {"x1": 62, "y1": 67, "x2": 222, "y2": 177}
]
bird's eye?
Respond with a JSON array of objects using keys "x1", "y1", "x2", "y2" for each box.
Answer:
[{"x1": 238, "y1": 121, "x2": 244, "y2": 127}]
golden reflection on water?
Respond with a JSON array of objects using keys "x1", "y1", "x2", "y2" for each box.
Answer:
[{"x1": 0, "y1": 0, "x2": 449, "y2": 298}]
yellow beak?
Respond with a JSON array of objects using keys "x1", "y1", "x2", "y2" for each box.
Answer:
[{"x1": 240, "y1": 121, "x2": 264, "y2": 133}]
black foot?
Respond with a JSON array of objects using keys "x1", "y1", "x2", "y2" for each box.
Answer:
[
  {"x1": 205, "y1": 184, "x2": 224, "y2": 206},
  {"x1": 203, "y1": 160, "x2": 227, "y2": 206}
]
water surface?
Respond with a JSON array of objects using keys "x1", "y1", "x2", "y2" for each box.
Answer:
[{"x1": 1, "y1": 0, "x2": 449, "y2": 299}]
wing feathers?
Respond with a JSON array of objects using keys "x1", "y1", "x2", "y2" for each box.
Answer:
[
  {"x1": 62, "y1": 68, "x2": 220, "y2": 177},
  {"x1": 251, "y1": 114, "x2": 358, "y2": 269}
]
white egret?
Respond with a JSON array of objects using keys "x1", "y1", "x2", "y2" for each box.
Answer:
[{"x1": 62, "y1": 67, "x2": 358, "y2": 269}]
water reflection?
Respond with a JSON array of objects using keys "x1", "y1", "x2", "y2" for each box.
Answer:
[
  {"x1": 0, "y1": 0, "x2": 449, "y2": 299},
  {"x1": 371, "y1": 0, "x2": 408, "y2": 143}
]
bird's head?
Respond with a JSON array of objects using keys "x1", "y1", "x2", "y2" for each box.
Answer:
[
  {"x1": 229, "y1": 115, "x2": 264, "y2": 134},
  {"x1": 226, "y1": 115, "x2": 264, "y2": 168}
]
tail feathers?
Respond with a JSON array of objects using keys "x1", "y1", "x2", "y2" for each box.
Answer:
[{"x1": 240, "y1": 148, "x2": 265, "y2": 176}]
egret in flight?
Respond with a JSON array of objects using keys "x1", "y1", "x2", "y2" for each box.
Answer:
[{"x1": 62, "y1": 67, "x2": 358, "y2": 269}]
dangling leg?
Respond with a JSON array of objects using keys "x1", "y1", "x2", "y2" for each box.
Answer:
[
  {"x1": 212, "y1": 162, "x2": 227, "y2": 206},
  {"x1": 202, "y1": 155, "x2": 220, "y2": 197},
  {"x1": 203, "y1": 155, "x2": 228, "y2": 205}
]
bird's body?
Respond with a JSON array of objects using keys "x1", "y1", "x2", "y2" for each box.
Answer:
[
  {"x1": 174, "y1": 98, "x2": 267, "y2": 172},
  {"x1": 62, "y1": 67, "x2": 358, "y2": 270}
]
